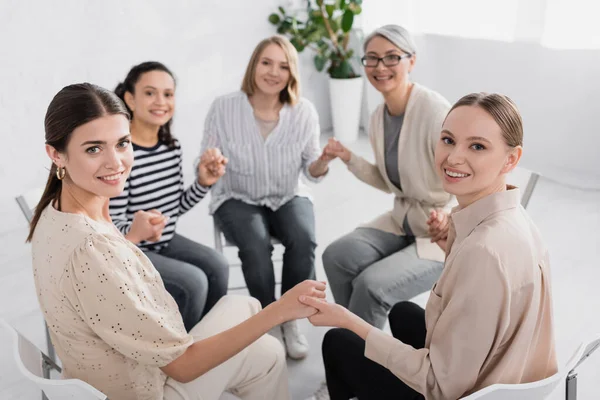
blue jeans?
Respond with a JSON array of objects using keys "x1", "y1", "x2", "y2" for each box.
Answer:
[
  {"x1": 144, "y1": 233, "x2": 229, "y2": 331},
  {"x1": 323, "y1": 227, "x2": 443, "y2": 329},
  {"x1": 214, "y1": 196, "x2": 316, "y2": 308}
]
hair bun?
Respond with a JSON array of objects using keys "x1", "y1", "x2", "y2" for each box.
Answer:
[{"x1": 114, "y1": 82, "x2": 126, "y2": 96}]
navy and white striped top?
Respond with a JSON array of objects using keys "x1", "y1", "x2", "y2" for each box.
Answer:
[
  {"x1": 109, "y1": 140, "x2": 208, "y2": 251},
  {"x1": 199, "y1": 91, "x2": 323, "y2": 214}
]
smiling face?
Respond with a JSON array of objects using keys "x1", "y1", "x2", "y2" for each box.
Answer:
[
  {"x1": 364, "y1": 35, "x2": 415, "y2": 96},
  {"x1": 435, "y1": 105, "x2": 522, "y2": 206},
  {"x1": 47, "y1": 114, "x2": 133, "y2": 200},
  {"x1": 253, "y1": 43, "x2": 291, "y2": 97},
  {"x1": 125, "y1": 70, "x2": 175, "y2": 128}
]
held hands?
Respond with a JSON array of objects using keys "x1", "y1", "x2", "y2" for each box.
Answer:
[
  {"x1": 298, "y1": 294, "x2": 373, "y2": 339},
  {"x1": 271, "y1": 280, "x2": 327, "y2": 322},
  {"x1": 321, "y1": 138, "x2": 351, "y2": 163},
  {"x1": 198, "y1": 148, "x2": 228, "y2": 187},
  {"x1": 297, "y1": 295, "x2": 353, "y2": 329},
  {"x1": 427, "y1": 209, "x2": 449, "y2": 251},
  {"x1": 125, "y1": 209, "x2": 169, "y2": 244}
]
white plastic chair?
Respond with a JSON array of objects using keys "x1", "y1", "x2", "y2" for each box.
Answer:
[
  {"x1": 461, "y1": 337, "x2": 600, "y2": 400},
  {"x1": 213, "y1": 218, "x2": 283, "y2": 291},
  {"x1": 2, "y1": 318, "x2": 243, "y2": 400},
  {"x1": 15, "y1": 187, "x2": 57, "y2": 374},
  {"x1": 1, "y1": 318, "x2": 108, "y2": 400}
]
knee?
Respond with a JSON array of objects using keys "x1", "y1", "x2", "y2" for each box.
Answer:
[
  {"x1": 322, "y1": 240, "x2": 347, "y2": 275},
  {"x1": 262, "y1": 334, "x2": 286, "y2": 370},
  {"x1": 352, "y1": 273, "x2": 383, "y2": 304},
  {"x1": 389, "y1": 301, "x2": 419, "y2": 322},
  {"x1": 214, "y1": 295, "x2": 262, "y2": 316},
  {"x1": 284, "y1": 229, "x2": 316, "y2": 252},
  {"x1": 322, "y1": 328, "x2": 354, "y2": 364},
  {"x1": 208, "y1": 249, "x2": 229, "y2": 271},
  {"x1": 179, "y1": 263, "x2": 209, "y2": 295}
]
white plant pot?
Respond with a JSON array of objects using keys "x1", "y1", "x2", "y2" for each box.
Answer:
[{"x1": 329, "y1": 76, "x2": 364, "y2": 143}]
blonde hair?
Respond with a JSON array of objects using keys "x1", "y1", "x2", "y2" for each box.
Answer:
[
  {"x1": 241, "y1": 35, "x2": 300, "y2": 105},
  {"x1": 448, "y1": 93, "x2": 523, "y2": 147}
]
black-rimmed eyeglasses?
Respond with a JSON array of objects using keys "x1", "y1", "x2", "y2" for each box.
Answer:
[{"x1": 361, "y1": 54, "x2": 412, "y2": 67}]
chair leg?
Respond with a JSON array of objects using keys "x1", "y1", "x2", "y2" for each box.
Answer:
[
  {"x1": 44, "y1": 323, "x2": 57, "y2": 366},
  {"x1": 566, "y1": 372, "x2": 577, "y2": 400},
  {"x1": 520, "y1": 172, "x2": 540, "y2": 209}
]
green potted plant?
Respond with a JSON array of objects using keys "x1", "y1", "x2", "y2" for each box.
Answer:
[{"x1": 269, "y1": 0, "x2": 364, "y2": 142}]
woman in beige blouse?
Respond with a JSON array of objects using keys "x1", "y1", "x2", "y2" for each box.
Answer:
[
  {"x1": 28, "y1": 83, "x2": 326, "y2": 400},
  {"x1": 303, "y1": 93, "x2": 557, "y2": 400}
]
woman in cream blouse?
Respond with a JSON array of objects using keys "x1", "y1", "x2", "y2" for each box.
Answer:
[
  {"x1": 199, "y1": 35, "x2": 334, "y2": 359},
  {"x1": 321, "y1": 24, "x2": 453, "y2": 330},
  {"x1": 303, "y1": 93, "x2": 557, "y2": 400},
  {"x1": 28, "y1": 83, "x2": 326, "y2": 400}
]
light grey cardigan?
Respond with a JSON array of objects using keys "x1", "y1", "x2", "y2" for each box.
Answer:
[{"x1": 346, "y1": 83, "x2": 453, "y2": 262}]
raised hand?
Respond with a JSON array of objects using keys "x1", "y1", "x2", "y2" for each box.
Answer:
[{"x1": 198, "y1": 148, "x2": 228, "y2": 187}]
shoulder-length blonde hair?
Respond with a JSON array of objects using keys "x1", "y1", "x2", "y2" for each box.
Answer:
[{"x1": 241, "y1": 35, "x2": 301, "y2": 105}]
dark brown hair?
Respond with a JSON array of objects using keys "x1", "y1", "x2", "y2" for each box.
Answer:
[
  {"x1": 27, "y1": 83, "x2": 130, "y2": 242},
  {"x1": 447, "y1": 92, "x2": 523, "y2": 147},
  {"x1": 114, "y1": 61, "x2": 177, "y2": 148}
]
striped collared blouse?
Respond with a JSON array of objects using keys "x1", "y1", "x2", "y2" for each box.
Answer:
[{"x1": 199, "y1": 91, "x2": 324, "y2": 214}]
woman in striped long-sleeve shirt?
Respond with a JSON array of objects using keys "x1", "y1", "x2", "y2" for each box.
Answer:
[
  {"x1": 110, "y1": 61, "x2": 229, "y2": 331},
  {"x1": 199, "y1": 36, "x2": 334, "y2": 359}
]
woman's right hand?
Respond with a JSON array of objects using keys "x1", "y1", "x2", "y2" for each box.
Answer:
[
  {"x1": 323, "y1": 138, "x2": 352, "y2": 163},
  {"x1": 125, "y1": 210, "x2": 168, "y2": 244},
  {"x1": 268, "y1": 280, "x2": 327, "y2": 323}
]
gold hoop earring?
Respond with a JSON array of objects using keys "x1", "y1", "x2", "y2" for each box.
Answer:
[{"x1": 56, "y1": 167, "x2": 66, "y2": 180}]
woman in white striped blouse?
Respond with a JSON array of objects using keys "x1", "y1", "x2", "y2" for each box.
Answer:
[
  {"x1": 199, "y1": 35, "x2": 333, "y2": 359},
  {"x1": 110, "y1": 62, "x2": 229, "y2": 332}
]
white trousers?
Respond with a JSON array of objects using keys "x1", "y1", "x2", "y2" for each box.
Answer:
[{"x1": 163, "y1": 295, "x2": 290, "y2": 400}]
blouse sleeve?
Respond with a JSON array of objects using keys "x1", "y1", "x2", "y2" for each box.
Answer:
[
  {"x1": 300, "y1": 101, "x2": 326, "y2": 183},
  {"x1": 66, "y1": 233, "x2": 193, "y2": 367}
]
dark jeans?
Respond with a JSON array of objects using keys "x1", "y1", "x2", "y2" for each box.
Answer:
[
  {"x1": 144, "y1": 233, "x2": 229, "y2": 331},
  {"x1": 214, "y1": 196, "x2": 316, "y2": 308},
  {"x1": 323, "y1": 301, "x2": 427, "y2": 400}
]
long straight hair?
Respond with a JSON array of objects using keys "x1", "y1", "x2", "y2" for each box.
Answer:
[{"x1": 27, "y1": 83, "x2": 130, "y2": 242}]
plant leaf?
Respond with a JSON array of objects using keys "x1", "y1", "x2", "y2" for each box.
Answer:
[
  {"x1": 325, "y1": 4, "x2": 335, "y2": 18},
  {"x1": 290, "y1": 37, "x2": 306, "y2": 52},
  {"x1": 328, "y1": 60, "x2": 357, "y2": 79},
  {"x1": 268, "y1": 13, "x2": 281, "y2": 25},
  {"x1": 341, "y1": 9, "x2": 353, "y2": 32},
  {"x1": 314, "y1": 54, "x2": 327, "y2": 71}
]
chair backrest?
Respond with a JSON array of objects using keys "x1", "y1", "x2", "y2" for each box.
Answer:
[
  {"x1": 16, "y1": 187, "x2": 45, "y2": 223},
  {"x1": 0, "y1": 319, "x2": 108, "y2": 400},
  {"x1": 461, "y1": 338, "x2": 597, "y2": 400}
]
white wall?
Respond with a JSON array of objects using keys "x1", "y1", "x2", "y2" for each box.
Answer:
[{"x1": 0, "y1": 0, "x2": 333, "y2": 249}]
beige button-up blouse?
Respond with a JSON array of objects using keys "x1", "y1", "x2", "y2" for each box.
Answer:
[
  {"x1": 31, "y1": 204, "x2": 193, "y2": 400},
  {"x1": 365, "y1": 187, "x2": 557, "y2": 399}
]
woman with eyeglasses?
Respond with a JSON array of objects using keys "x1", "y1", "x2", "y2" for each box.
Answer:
[{"x1": 316, "y1": 24, "x2": 453, "y2": 334}]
